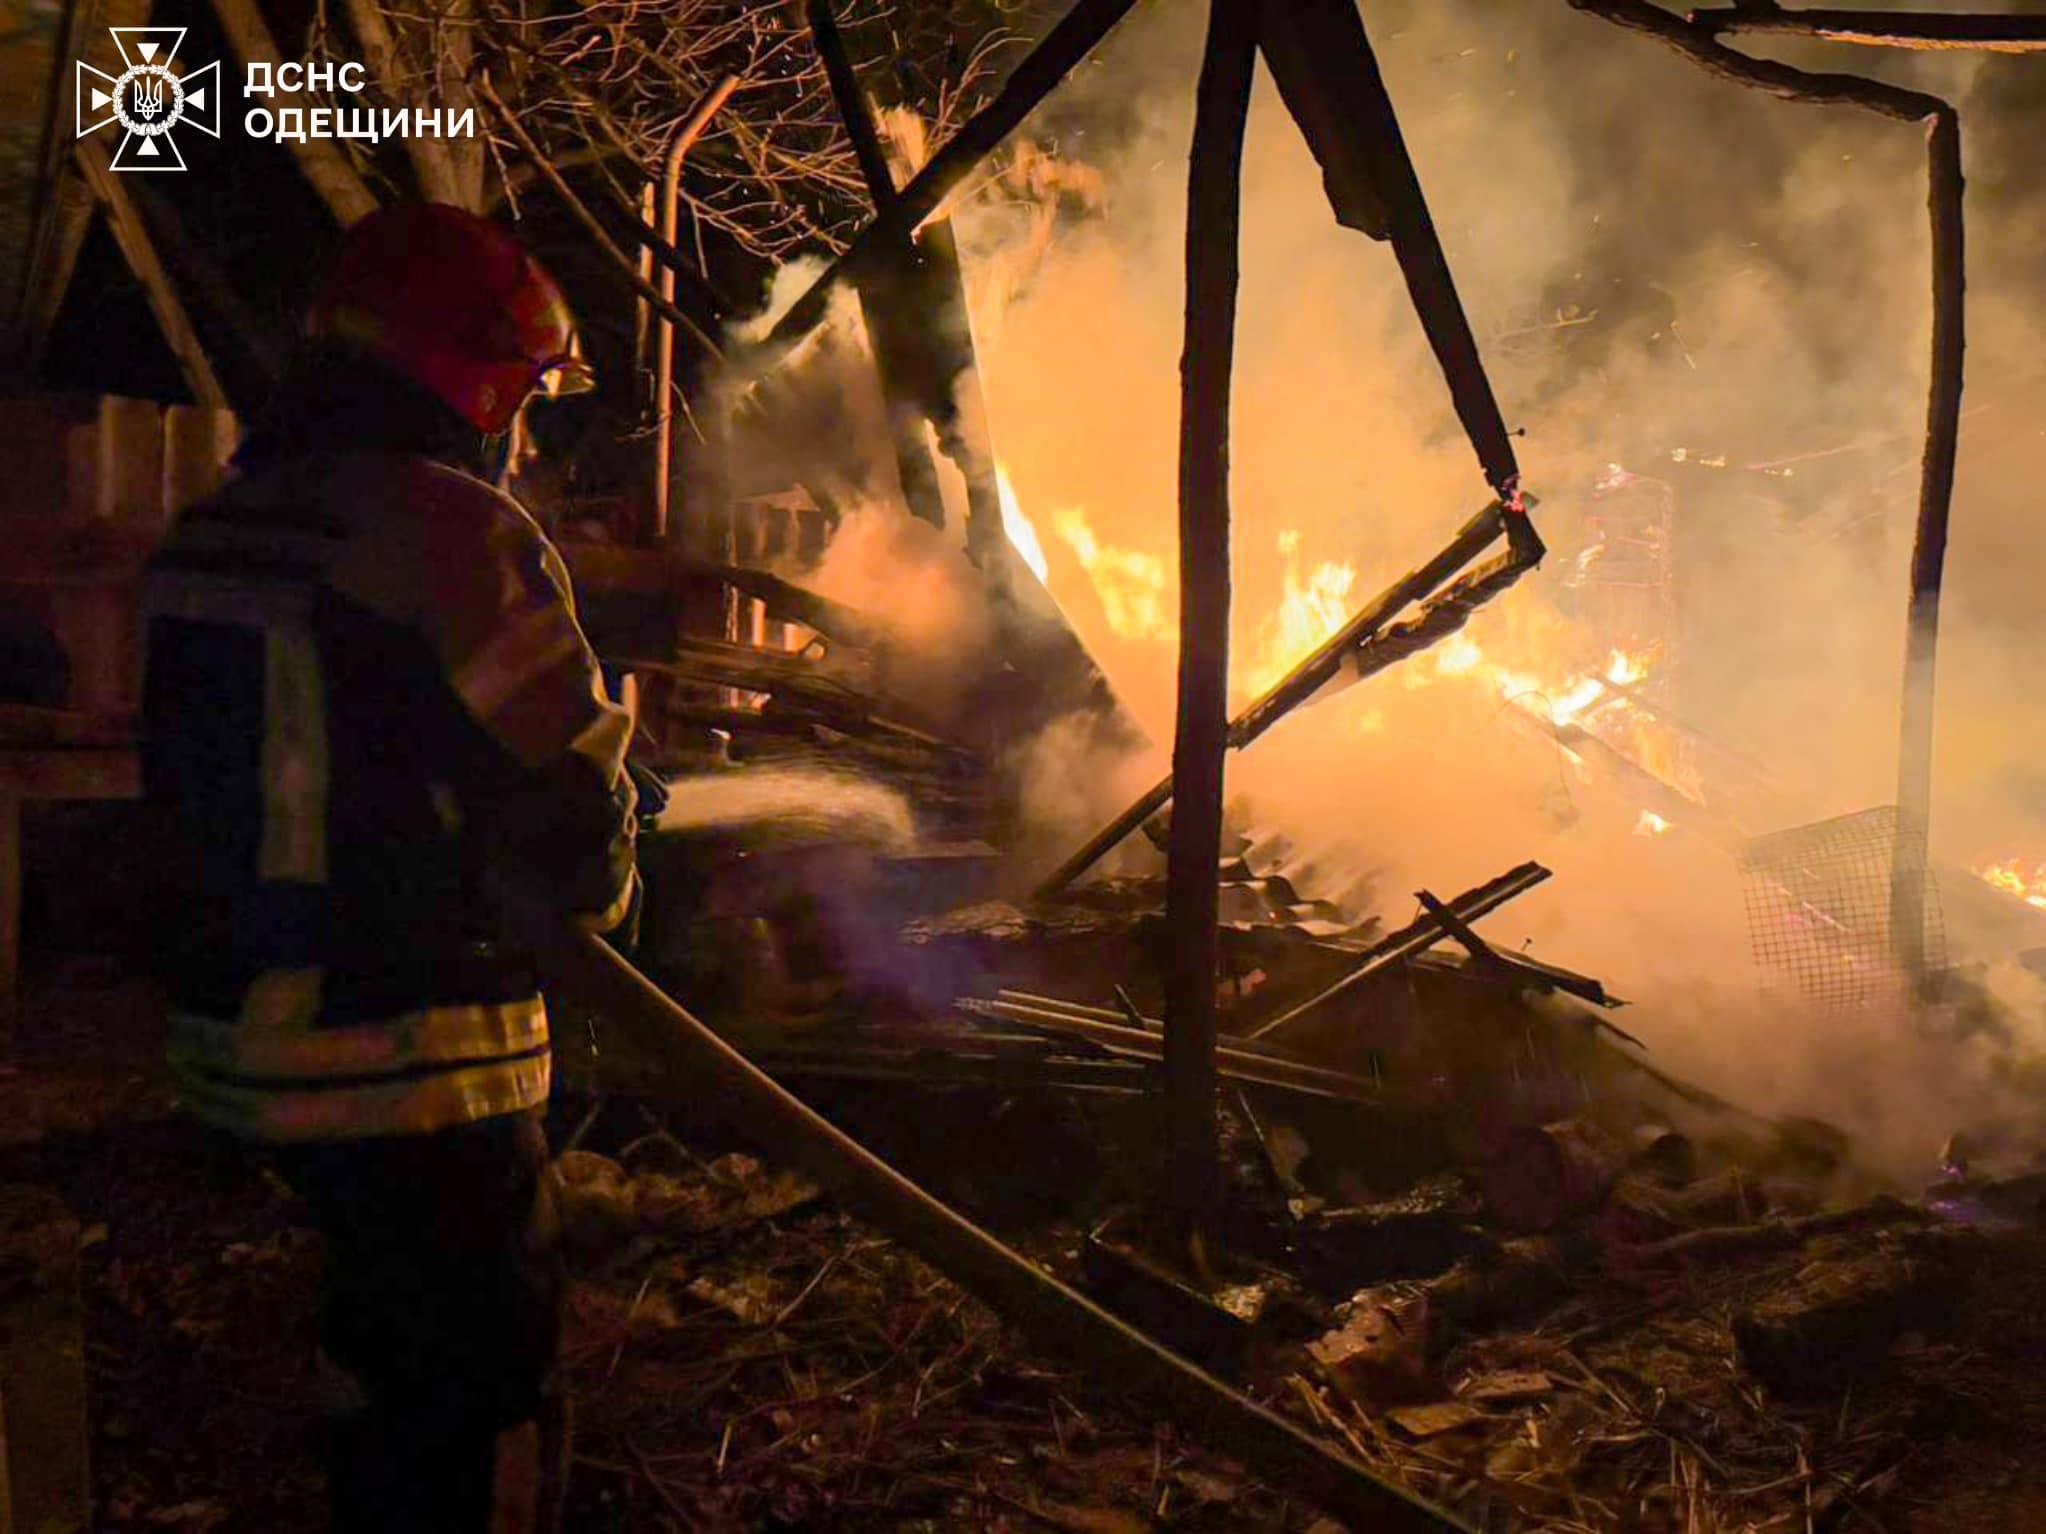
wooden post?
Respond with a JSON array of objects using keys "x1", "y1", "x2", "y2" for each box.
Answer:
[
  {"x1": 810, "y1": 0, "x2": 1014, "y2": 565},
  {"x1": 1165, "y1": 0, "x2": 1259, "y2": 1224},
  {"x1": 1564, "y1": 2, "x2": 1965, "y2": 989},
  {"x1": 1893, "y1": 107, "x2": 1964, "y2": 984}
]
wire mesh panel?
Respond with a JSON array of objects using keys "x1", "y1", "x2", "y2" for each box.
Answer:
[{"x1": 1738, "y1": 806, "x2": 1944, "y2": 1007}]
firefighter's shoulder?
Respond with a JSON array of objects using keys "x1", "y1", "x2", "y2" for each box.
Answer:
[{"x1": 325, "y1": 452, "x2": 559, "y2": 618}]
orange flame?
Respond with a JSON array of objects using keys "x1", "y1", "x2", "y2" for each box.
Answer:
[
  {"x1": 1051, "y1": 505, "x2": 1173, "y2": 640},
  {"x1": 1978, "y1": 858, "x2": 2046, "y2": 911}
]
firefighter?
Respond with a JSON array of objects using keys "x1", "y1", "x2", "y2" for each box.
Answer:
[{"x1": 141, "y1": 202, "x2": 636, "y2": 1533}]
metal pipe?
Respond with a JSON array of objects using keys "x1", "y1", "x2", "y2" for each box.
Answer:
[{"x1": 652, "y1": 74, "x2": 740, "y2": 546}]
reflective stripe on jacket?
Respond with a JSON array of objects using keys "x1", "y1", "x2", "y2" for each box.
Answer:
[{"x1": 143, "y1": 451, "x2": 637, "y2": 1142}]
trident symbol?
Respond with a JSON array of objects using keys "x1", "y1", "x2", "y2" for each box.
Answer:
[{"x1": 132, "y1": 75, "x2": 164, "y2": 120}]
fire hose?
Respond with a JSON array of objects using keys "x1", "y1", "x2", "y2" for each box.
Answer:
[{"x1": 526, "y1": 913, "x2": 1472, "y2": 1533}]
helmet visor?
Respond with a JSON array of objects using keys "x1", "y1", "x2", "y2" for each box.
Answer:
[{"x1": 539, "y1": 354, "x2": 596, "y2": 398}]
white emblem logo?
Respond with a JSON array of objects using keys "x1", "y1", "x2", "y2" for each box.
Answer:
[{"x1": 77, "y1": 27, "x2": 222, "y2": 171}]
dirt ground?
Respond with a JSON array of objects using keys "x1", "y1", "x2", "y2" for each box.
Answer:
[{"x1": 12, "y1": 971, "x2": 2046, "y2": 1533}]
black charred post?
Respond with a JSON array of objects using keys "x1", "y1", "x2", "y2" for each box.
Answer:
[
  {"x1": 1894, "y1": 107, "x2": 1965, "y2": 984},
  {"x1": 808, "y1": 0, "x2": 950, "y2": 533},
  {"x1": 809, "y1": 0, "x2": 1009, "y2": 564},
  {"x1": 1164, "y1": 0, "x2": 1259, "y2": 1226},
  {"x1": 1565, "y1": 2, "x2": 1966, "y2": 992},
  {"x1": 1258, "y1": 0, "x2": 1520, "y2": 500}
]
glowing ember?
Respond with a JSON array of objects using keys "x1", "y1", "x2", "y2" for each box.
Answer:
[
  {"x1": 1051, "y1": 506, "x2": 1173, "y2": 640},
  {"x1": 1605, "y1": 648, "x2": 1646, "y2": 687},
  {"x1": 1978, "y1": 857, "x2": 2046, "y2": 911},
  {"x1": 1635, "y1": 809, "x2": 1673, "y2": 837},
  {"x1": 995, "y1": 464, "x2": 1050, "y2": 584}
]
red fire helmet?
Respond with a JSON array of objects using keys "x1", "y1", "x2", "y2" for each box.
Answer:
[{"x1": 306, "y1": 202, "x2": 593, "y2": 436}]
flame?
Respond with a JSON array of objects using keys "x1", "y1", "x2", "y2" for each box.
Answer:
[
  {"x1": 1978, "y1": 857, "x2": 2046, "y2": 911},
  {"x1": 1051, "y1": 506, "x2": 1173, "y2": 640},
  {"x1": 1245, "y1": 530, "x2": 1356, "y2": 692},
  {"x1": 995, "y1": 464, "x2": 1050, "y2": 584},
  {"x1": 1635, "y1": 809, "x2": 1672, "y2": 836}
]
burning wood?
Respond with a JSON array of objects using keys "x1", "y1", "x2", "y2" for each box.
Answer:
[{"x1": 1035, "y1": 499, "x2": 1539, "y2": 899}]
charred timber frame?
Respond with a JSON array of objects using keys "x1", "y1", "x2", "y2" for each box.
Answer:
[
  {"x1": 1040, "y1": 0, "x2": 1545, "y2": 901},
  {"x1": 1563, "y1": 0, "x2": 1962, "y2": 984},
  {"x1": 807, "y1": 1, "x2": 1009, "y2": 565},
  {"x1": 529, "y1": 918, "x2": 1471, "y2": 1533},
  {"x1": 1246, "y1": 862, "x2": 1553, "y2": 1041},
  {"x1": 750, "y1": 0, "x2": 1145, "y2": 373},
  {"x1": 807, "y1": 0, "x2": 952, "y2": 535},
  {"x1": 1033, "y1": 500, "x2": 1542, "y2": 899},
  {"x1": 1689, "y1": 8, "x2": 2046, "y2": 52},
  {"x1": 1258, "y1": 0, "x2": 1522, "y2": 500},
  {"x1": 1165, "y1": 0, "x2": 1260, "y2": 1223}
]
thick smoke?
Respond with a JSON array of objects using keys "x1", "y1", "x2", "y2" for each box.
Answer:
[{"x1": 736, "y1": 1, "x2": 2046, "y2": 1175}]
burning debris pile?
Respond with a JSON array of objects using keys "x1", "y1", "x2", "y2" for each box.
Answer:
[
  {"x1": 541, "y1": 980, "x2": 2046, "y2": 1532},
  {"x1": 513, "y1": 0, "x2": 2046, "y2": 1525}
]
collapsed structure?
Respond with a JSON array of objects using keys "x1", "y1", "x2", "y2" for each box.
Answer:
[{"x1": 12, "y1": 1, "x2": 2046, "y2": 1529}]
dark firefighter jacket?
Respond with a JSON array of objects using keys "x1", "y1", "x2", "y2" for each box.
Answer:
[{"x1": 142, "y1": 450, "x2": 638, "y2": 1141}]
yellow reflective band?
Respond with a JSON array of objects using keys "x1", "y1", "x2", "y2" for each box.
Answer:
[
  {"x1": 450, "y1": 603, "x2": 584, "y2": 721},
  {"x1": 170, "y1": 996, "x2": 548, "y2": 1080},
  {"x1": 172, "y1": 1052, "x2": 551, "y2": 1141}
]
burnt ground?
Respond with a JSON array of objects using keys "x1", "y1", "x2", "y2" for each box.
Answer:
[{"x1": 11, "y1": 970, "x2": 2046, "y2": 1533}]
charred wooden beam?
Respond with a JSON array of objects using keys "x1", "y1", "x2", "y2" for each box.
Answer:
[
  {"x1": 1166, "y1": 0, "x2": 1261, "y2": 1223},
  {"x1": 1034, "y1": 499, "x2": 1524, "y2": 899},
  {"x1": 1690, "y1": 7, "x2": 2046, "y2": 52},
  {"x1": 810, "y1": 0, "x2": 1013, "y2": 562},
  {"x1": 527, "y1": 917, "x2": 1470, "y2": 1533},
  {"x1": 1894, "y1": 106, "x2": 1963, "y2": 984},
  {"x1": 1259, "y1": 0, "x2": 1520, "y2": 498},
  {"x1": 1312, "y1": 507, "x2": 1546, "y2": 704},
  {"x1": 753, "y1": 0, "x2": 1143, "y2": 368},
  {"x1": 808, "y1": 0, "x2": 951, "y2": 532},
  {"x1": 1245, "y1": 861, "x2": 1552, "y2": 1041},
  {"x1": 1563, "y1": 3, "x2": 1962, "y2": 988},
  {"x1": 1566, "y1": 0, "x2": 1951, "y2": 119},
  {"x1": 962, "y1": 996, "x2": 1382, "y2": 1104}
]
